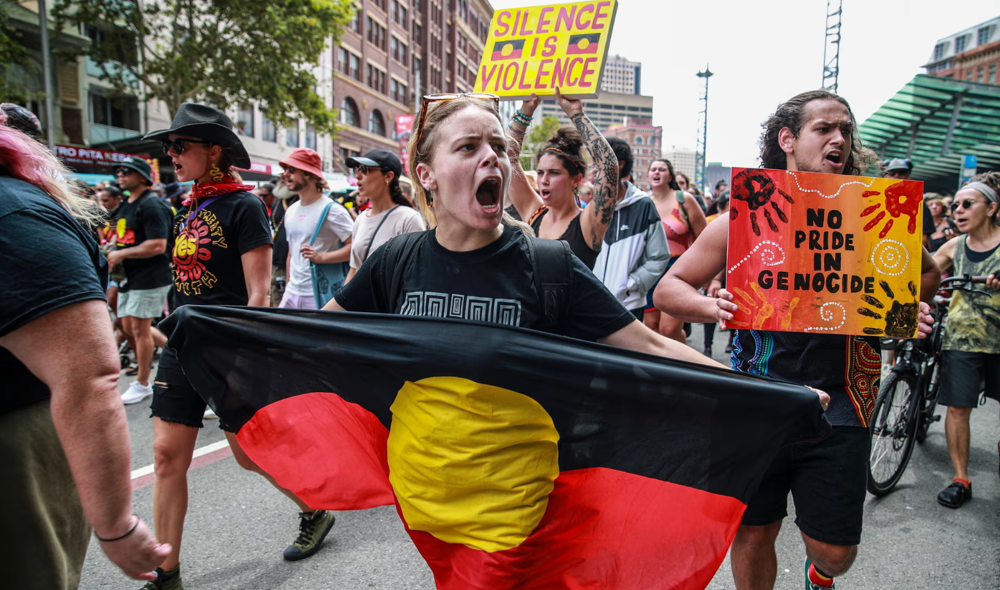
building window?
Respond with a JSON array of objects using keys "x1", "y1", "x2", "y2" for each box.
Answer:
[
  {"x1": 90, "y1": 93, "x2": 140, "y2": 130},
  {"x1": 391, "y1": 79, "x2": 408, "y2": 103},
  {"x1": 978, "y1": 27, "x2": 991, "y2": 46},
  {"x1": 340, "y1": 97, "x2": 360, "y2": 127},
  {"x1": 369, "y1": 109, "x2": 386, "y2": 136},
  {"x1": 955, "y1": 35, "x2": 967, "y2": 53},
  {"x1": 262, "y1": 113, "x2": 276, "y2": 142},
  {"x1": 367, "y1": 64, "x2": 386, "y2": 94},
  {"x1": 338, "y1": 47, "x2": 348, "y2": 74},
  {"x1": 933, "y1": 43, "x2": 946, "y2": 60},
  {"x1": 367, "y1": 17, "x2": 386, "y2": 51},
  {"x1": 286, "y1": 124, "x2": 299, "y2": 147},
  {"x1": 305, "y1": 124, "x2": 316, "y2": 150},
  {"x1": 349, "y1": 9, "x2": 360, "y2": 33},
  {"x1": 413, "y1": 22, "x2": 422, "y2": 43},
  {"x1": 635, "y1": 136, "x2": 643, "y2": 144},
  {"x1": 392, "y1": 1, "x2": 407, "y2": 26},
  {"x1": 990, "y1": 64, "x2": 996, "y2": 84},
  {"x1": 391, "y1": 36, "x2": 407, "y2": 63},
  {"x1": 349, "y1": 54, "x2": 361, "y2": 81},
  {"x1": 236, "y1": 104, "x2": 254, "y2": 137}
]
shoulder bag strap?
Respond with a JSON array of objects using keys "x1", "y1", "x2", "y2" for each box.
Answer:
[
  {"x1": 363, "y1": 205, "x2": 402, "y2": 261},
  {"x1": 309, "y1": 201, "x2": 336, "y2": 247},
  {"x1": 378, "y1": 230, "x2": 428, "y2": 313},
  {"x1": 527, "y1": 237, "x2": 573, "y2": 330}
]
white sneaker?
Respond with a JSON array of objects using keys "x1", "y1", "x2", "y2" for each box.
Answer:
[
  {"x1": 120, "y1": 380, "x2": 154, "y2": 405},
  {"x1": 204, "y1": 407, "x2": 218, "y2": 420}
]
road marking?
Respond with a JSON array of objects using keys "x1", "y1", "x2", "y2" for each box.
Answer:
[{"x1": 131, "y1": 439, "x2": 234, "y2": 491}]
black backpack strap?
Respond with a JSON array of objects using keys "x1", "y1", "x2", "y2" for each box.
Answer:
[
  {"x1": 526, "y1": 237, "x2": 573, "y2": 330},
  {"x1": 377, "y1": 230, "x2": 429, "y2": 313}
]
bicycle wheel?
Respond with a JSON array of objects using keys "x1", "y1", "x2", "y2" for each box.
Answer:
[
  {"x1": 868, "y1": 370, "x2": 920, "y2": 496},
  {"x1": 916, "y1": 357, "x2": 942, "y2": 443}
]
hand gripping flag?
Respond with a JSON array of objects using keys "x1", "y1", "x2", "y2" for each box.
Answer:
[{"x1": 163, "y1": 306, "x2": 829, "y2": 590}]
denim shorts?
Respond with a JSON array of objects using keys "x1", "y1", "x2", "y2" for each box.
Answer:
[{"x1": 117, "y1": 285, "x2": 171, "y2": 319}]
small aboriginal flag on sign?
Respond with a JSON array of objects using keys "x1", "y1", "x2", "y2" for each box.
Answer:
[
  {"x1": 567, "y1": 33, "x2": 601, "y2": 55},
  {"x1": 163, "y1": 306, "x2": 829, "y2": 590},
  {"x1": 491, "y1": 39, "x2": 524, "y2": 61}
]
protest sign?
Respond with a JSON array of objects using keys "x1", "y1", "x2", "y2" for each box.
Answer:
[
  {"x1": 726, "y1": 168, "x2": 924, "y2": 338},
  {"x1": 475, "y1": 0, "x2": 617, "y2": 100}
]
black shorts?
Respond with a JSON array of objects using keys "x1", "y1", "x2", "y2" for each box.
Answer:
[
  {"x1": 938, "y1": 350, "x2": 1000, "y2": 408},
  {"x1": 741, "y1": 425, "x2": 869, "y2": 546},
  {"x1": 151, "y1": 347, "x2": 233, "y2": 431}
]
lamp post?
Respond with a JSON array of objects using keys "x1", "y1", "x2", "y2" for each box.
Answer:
[{"x1": 696, "y1": 65, "x2": 713, "y2": 195}]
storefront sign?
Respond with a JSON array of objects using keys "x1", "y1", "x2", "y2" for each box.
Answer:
[{"x1": 56, "y1": 145, "x2": 142, "y2": 167}]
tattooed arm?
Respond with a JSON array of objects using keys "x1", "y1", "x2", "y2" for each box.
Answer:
[
  {"x1": 505, "y1": 94, "x2": 544, "y2": 222},
  {"x1": 558, "y1": 89, "x2": 620, "y2": 251}
]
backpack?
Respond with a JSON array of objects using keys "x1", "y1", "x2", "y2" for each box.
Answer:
[{"x1": 376, "y1": 231, "x2": 573, "y2": 331}]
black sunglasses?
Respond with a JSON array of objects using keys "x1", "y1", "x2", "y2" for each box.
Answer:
[
  {"x1": 951, "y1": 198, "x2": 985, "y2": 213},
  {"x1": 355, "y1": 164, "x2": 383, "y2": 176},
  {"x1": 115, "y1": 167, "x2": 136, "y2": 176},
  {"x1": 161, "y1": 138, "x2": 211, "y2": 156}
]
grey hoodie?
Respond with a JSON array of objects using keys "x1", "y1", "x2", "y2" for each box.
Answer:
[{"x1": 592, "y1": 182, "x2": 670, "y2": 311}]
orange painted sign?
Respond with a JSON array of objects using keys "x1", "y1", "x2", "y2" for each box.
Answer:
[{"x1": 726, "y1": 168, "x2": 924, "y2": 337}]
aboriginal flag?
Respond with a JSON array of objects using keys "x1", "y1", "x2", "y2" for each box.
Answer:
[
  {"x1": 567, "y1": 33, "x2": 601, "y2": 55},
  {"x1": 491, "y1": 39, "x2": 524, "y2": 61},
  {"x1": 163, "y1": 306, "x2": 828, "y2": 590}
]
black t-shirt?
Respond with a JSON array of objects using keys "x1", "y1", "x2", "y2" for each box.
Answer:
[
  {"x1": 335, "y1": 225, "x2": 634, "y2": 341},
  {"x1": 0, "y1": 175, "x2": 108, "y2": 415},
  {"x1": 271, "y1": 196, "x2": 299, "y2": 266},
  {"x1": 170, "y1": 190, "x2": 273, "y2": 307},
  {"x1": 114, "y1": 188, "x2": 173, "y2": 291},
  {"x1": 732, "y1": 330, "x2": 881, "y2": 428}
]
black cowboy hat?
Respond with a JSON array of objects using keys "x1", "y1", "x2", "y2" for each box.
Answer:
[{"x1": 144, "y1": 103, "x2": 251, "y2": 169}]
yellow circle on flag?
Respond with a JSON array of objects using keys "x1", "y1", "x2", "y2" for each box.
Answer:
[
  {"x1": 578, "y1": 38, "x2": 591, "y2": 50},
  {"x1": 501, "y1": 43, "x2": 514, "y2": 57},
  {"x1": 387, "y1": 377, "x2": 560, "y2": 553}
]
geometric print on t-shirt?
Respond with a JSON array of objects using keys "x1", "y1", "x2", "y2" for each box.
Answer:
[{"x1": 400, "y1": 291, "x2": 522, "y2": 327}]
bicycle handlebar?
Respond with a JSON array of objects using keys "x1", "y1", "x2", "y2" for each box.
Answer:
[{"x1": 939, "y1": 275, "x2": 993, "y2": 298}]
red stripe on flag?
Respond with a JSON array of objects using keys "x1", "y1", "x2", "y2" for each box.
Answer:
[
  {"x1": 566, "y1": 45, "x2": 599, "y2": 55},
  {"x1": 236, "y1": 392, "x2": 395, "y2": 510},
  {"x1": 404, "y1": 467, "x2": 746, "y2": 589}
]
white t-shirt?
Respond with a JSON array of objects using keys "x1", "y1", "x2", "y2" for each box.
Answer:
[
  {"x1": 350, "y1": 205, "x2": 426, "y2": 269},
  {"x1": 285, "y1": 196, "x2": 354, "y2": 295}
]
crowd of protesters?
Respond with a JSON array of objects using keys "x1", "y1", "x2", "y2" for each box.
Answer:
[{"x1": 1, "y1": 86, "x2": 997, "y2": 590}]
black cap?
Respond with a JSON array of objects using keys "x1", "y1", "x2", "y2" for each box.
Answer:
[
  {"x1": 118, "y1": 155, "x2": 154, "y2": 183},
  {"x1": 163, "y1": 181, "x2": 187, "y2": 200},
  {"x1": 345, "y1": 148, "x2": 403, "y2": 181}
]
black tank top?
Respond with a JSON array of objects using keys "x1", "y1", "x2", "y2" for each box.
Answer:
[{"x1": 530, "y1": 209, "x2": 599, "y2": 269}]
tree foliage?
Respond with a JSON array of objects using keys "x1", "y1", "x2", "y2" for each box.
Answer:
[
  {"x1": 0, "y1": 0, "x2": 32, "y2": 103},
  {"x1": 521, "y1": 115, "x2": 561, "y2": 169},
  {"x1": 53, "y1": 0, "x2": 354, "y2": 134}
]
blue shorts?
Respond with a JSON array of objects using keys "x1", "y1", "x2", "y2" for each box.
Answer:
[{"x1": 645, "y1": 256, "x2": 680, "y2": 312}]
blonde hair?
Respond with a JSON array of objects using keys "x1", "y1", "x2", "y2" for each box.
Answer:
[
  {"x1": 0, "y1": 111, "x2": 102, "y2": 226},
  {"x1": 407, "y1": 97, "x2": 532, "y2": 235}
]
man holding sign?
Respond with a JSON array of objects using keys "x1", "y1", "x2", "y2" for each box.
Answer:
[{"x1": 655, "y1": 90, "x2": 940, "y2": 590}]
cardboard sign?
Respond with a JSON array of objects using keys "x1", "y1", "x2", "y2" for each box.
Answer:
[
  {"x1": 725, "y1": 168, "x2": 924, "y2": 338},
  {"x1": 474, "y1": 0, "x2": 617, "y2": 100}
]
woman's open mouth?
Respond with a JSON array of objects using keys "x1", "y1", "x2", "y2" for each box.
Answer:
[{"x1": 476, "y1": 177, "x2": 501, "y2": 213}]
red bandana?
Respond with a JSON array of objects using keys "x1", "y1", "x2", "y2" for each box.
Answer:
[{"x1": 182, "y1": 177, "x2": 254, "y2": 206}]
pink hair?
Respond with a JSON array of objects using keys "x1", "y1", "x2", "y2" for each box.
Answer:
[{"x1": 0, "y1": 110, "x2": 98, "y2": 224}]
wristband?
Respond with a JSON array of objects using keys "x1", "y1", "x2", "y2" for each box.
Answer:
[
  {"x1": 507, "y1": 126, "x2": 525, "y2": 137},
  {"x1": 509, "y1": 116, "x2": 528, "y2": 128},
  {"x1": 96, "y1": 515, "x2": 139, "y2": 542},
  {"x1": 514, "y1": 110, "x2": 533, "y2": 124}
]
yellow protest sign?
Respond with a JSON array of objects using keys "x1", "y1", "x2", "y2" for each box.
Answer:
[{"x1": 475, "y1": 0, "x2": 618, "y2": 100}]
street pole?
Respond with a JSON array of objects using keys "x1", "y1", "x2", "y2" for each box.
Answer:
[
  {"x1": 38, "y1": 0, "x2": 56, "y2": 151},
  {"x1": 696, "y1": 65, "x2": 713, "y2": 196}
]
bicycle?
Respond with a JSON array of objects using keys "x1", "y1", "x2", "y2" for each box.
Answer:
[{"x1": 866, "y1": 275, "x2": 991, "y2": 496}]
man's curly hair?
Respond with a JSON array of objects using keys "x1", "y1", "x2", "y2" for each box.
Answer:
[{"x1": 759, "y1": 90, "x2": 868, "y2": 176}]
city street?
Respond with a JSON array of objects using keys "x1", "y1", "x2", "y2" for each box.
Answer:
[{"x1": 80, "y1": 329, "x2": 1000, "y2": 590}]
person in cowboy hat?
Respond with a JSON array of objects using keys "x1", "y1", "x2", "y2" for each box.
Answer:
[
  {"x1": 140, "y1": 104, "x2": 332, "y2": 589},
  {"x1": 277, "y1": 147, "x2": 354, "y2": 309}
]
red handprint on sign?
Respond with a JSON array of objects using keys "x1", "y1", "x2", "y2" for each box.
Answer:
[{"x1": 860, "y1": 182, "x2": 922, "y2": 238}]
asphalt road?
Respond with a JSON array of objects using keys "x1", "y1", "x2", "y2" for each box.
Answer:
[{"x1": 80, "y1": 326, "x2": 1000, "y2": 590}]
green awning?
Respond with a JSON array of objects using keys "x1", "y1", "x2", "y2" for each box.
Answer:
[{"x1": 859, "y1": 74, "x2": 1000, "y2": 193}]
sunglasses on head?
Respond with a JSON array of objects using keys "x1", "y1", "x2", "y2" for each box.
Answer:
[
  {"x1": 161, "y1": 138, "x2": 211, "y2": 156},
  {"x1": 951, "y1": 198, "x2": 986, "y2": 212},
  {"x1": 415, "y1": 93, "x2": 500, "y2": 145}
]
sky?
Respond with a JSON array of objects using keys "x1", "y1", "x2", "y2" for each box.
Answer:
[{"x1": 491, "y1": 0, "x2": 1000, "y2": 168}]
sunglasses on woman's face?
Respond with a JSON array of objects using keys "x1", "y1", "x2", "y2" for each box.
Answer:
[
  {"x1": 161, "y1": 138, "x2": 211, "y2": 156},
  {"x1": 415, "y1": 93, "x2": 501, "y2": 145},
  {"x1": 356, "y1": 164, "x2": 382, "y2": 176},
  {"x1": 950, "y1": 198, "x2": 986, "y2": 213}
]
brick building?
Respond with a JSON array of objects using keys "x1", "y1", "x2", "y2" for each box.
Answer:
[
  {"x1": 604, "y1": 118, "x2": 663, "y2": 191},
  {"x1": 924, "y1": 16, "x2": 1000, "y2": 84}
]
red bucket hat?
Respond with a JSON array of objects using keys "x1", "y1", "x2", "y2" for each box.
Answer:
[{"x1": 280, "y1": 148, "x2": 324, "y2": 179}]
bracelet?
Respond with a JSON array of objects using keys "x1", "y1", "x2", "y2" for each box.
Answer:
[
  {"x1": 508, "y1": 116, "x2": 528, "y2": 129},
  {"x1": 515, "y1": 109, "x2": 533, "y2": 123},
  {"x1": 96, "y1": 515, "x2": 139, "y2": 542},
  {"x1": 507, "y1": 126, "x2": 525, "y2": 137}
]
